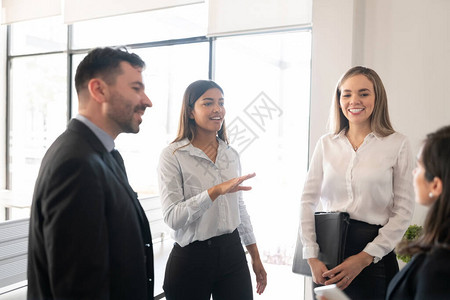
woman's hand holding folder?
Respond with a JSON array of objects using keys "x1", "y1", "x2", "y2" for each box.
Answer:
[
  {"x1": 307, "y1": 258, "x2": 329, "y2": 285},
  {"x1": 322, "y1": 251, "x2": 374, "y2": 289}
]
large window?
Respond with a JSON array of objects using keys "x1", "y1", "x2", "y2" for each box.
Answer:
[
  {"x1": 3, "y1": 5, "x2": 312, "y2": 298},
  {"x1": 6, "y1": 15, "x2": 69, "y2": 219}
]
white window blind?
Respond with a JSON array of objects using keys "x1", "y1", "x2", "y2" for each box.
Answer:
[
  {"x1": 207, "y1": 0, "x2": 312, "y2": 36},
  {"x1": 1, "y1": 0, "x2": 204, "y2": 25},
  {"x1": 64, "y1": 0, "x2": 203, "y2": 24},
  {"x1": 3, "y1": 0, "x2": 311, "y2": 34},
  {"x1": 1, "y1": 0, "x2": 61, "y2": 24}
]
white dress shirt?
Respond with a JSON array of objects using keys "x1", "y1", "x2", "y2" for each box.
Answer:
[
  {"x1": 300, "y1": 131, "x2": 415, "y2": 261},
  {"x1": 157, "y1": 138, "x2": 256, "y2": 247}
]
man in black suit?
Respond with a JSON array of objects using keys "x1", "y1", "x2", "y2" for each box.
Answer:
[{"x1": 27, "y1": 47, "x2": 154, "y2": 300}]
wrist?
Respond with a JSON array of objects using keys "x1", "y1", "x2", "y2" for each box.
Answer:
[
  {"x1": 207, "y1": 186, "x2": 220, "y2": 201},
  {"x1": 246, "y1": 244, "x2": 261, "y2": 261},
  {"x1": 360, "y1": 251, "x2": 374, "y2": 266}
]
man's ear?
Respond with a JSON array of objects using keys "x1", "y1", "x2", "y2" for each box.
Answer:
[
  {"x1": 87, "y1": 78, "x2": 108, "y2": 103},
  {"x1": 431, "y1": 176, "x2": 443, "y2": 198}
]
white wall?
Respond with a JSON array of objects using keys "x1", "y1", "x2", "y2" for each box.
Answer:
[{"x1": 310, "y1": 0, "x2": 450, "y2": 226}]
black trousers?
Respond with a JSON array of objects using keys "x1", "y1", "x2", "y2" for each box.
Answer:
[
  {"x1": 163, "y1": 229, "x2": 253, "y2": 300},
  {"x1": 313, "y1": 219, "x2": 399, "y2": 300}
]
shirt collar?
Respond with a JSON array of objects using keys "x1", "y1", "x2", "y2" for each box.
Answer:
[
  {"x1": 74, "y1": 114, "x2": 115, "y2": 152},
  {"x1": 333, "y1": 129, "x2": 381, "y2": 141},
  {"x1": 174, "y1": 137, "x2": 229, "y2": 156}
]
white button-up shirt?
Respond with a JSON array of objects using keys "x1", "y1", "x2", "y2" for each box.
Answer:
[
  {"x1": 300, "y1": 131, "x2": 415, "y2": 260},
  {"x1": 157, "y1": 138, "x2": 256, "y2": 247}
]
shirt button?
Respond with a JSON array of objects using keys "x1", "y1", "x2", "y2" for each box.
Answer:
[{"x1": 149, "y1": 278, "x2": 152, "y2": 282}]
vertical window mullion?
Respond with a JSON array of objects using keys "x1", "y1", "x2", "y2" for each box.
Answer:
[
  {"x1": 67, "y1": 25, "x2": 73, "y2": 123},
  {"x1": 5, "y1": 25, "x2": 12, "y2": 190},
  {"x1": 209, "y1": 37, "x2": 216, "y2": 81}
]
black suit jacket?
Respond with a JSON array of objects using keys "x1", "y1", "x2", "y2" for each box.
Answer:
[
  {"x1": 27, "y1": 119, "x2": 154, "y2": 300},
  {"x1": 386, "y1": 247, "x2": 450, "y2": 299}
]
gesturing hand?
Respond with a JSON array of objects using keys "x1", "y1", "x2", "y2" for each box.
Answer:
[
  {"x1": 221, "y1": 172, "x2": 256, "y2": 194},
  {"x1": 208, "y1": 172, "x2": 256, "y2": 201}
]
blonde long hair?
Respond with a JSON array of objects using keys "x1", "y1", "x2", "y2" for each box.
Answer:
[{"x1": 328, "y1": 66, "x2": 395, "y2": 137}]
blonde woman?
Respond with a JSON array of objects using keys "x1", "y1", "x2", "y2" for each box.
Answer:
[{"x1": 300, "y1": 66, "x2": 415, "y2": 300}]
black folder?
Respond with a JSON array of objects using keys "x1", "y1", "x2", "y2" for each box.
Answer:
[{"x1": 292, "y1": 212, "x2": 350, "y2": 276}]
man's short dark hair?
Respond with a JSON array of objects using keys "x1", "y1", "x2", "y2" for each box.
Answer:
[{"x1": 74, "y1": 47, "x2": 145, "y2": 94}]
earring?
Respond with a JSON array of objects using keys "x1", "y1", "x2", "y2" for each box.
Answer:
[{"x1": 429, "y1": 192, "x2": 433, "y2": 198}]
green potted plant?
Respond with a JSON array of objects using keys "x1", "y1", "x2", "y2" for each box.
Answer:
[{"x1": 396, "y1": 224, "x2": 423, "y2": 263}]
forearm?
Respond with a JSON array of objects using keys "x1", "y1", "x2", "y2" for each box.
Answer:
[
  {"x1": 161, "y1": 190, "x2": 212, "y2": 230},
  {"x1": 245, "y1": 243, "x2": 261, "y2": 262},
  {"x1": 358, "y1": 251, "x2": 374, "y2": 267}
]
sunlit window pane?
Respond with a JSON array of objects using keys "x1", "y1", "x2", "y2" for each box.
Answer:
[
  {"x1": 9, "y1": 16, "x2": 67, "y2": 55},
  {"x1": 215, "y1": 30, "x2": 312, "y2": 298},
  {"x1": 71, "y1": 4, "x2": 207, "y2": 50},
  {"x1": 9, "y1": 54, "x2": 67, "y2": 198}
]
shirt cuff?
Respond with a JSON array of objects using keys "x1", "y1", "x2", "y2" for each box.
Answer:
[
  {"x1": 302, "y1": 245, "x2": 319, "y2": 259},
  {"x1": 239, "y1": 231, "x2": 256, "y2": 246},
  {"x1": 363, "y1": 243, "x2": 385, "y2": 263}
]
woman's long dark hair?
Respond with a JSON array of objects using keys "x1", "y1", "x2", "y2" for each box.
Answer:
[
  {"x1": 172, "y1": 80, "x2": 228, "y2": 144},
  {"x1": 396, "y1": 125, "x2": 450, "y2": 256}
]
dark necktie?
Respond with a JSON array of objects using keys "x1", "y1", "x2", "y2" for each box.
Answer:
[{"x1": 110, "y1": 149, "x2": 128, "y2": 180}]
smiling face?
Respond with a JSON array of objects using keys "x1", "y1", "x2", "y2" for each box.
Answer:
[
  {"x1": 339, "y1": 74, "x2": 375, "y2": 128},
  {"x1": 190, "y1": 88, "x2": 225, "y2": 135},
  {"x1": 106, "y1": 61, "x2": 152, "y2": 135}
]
